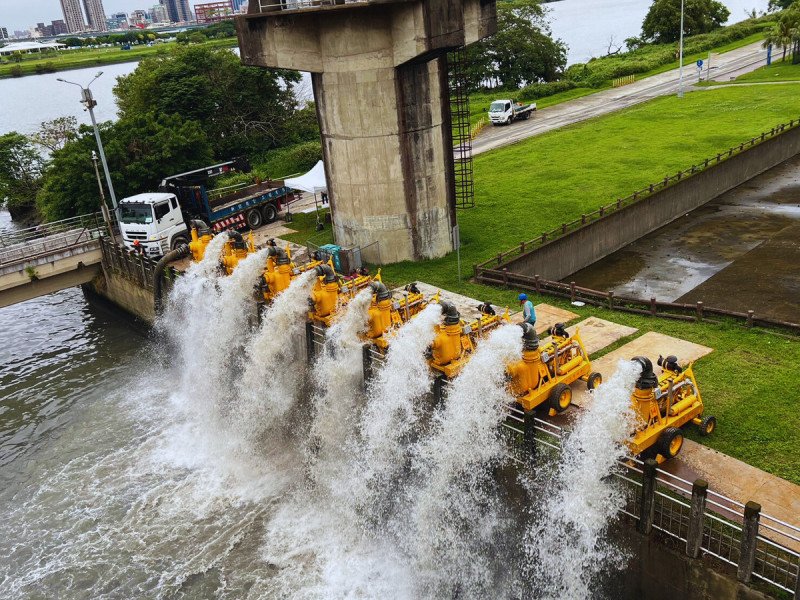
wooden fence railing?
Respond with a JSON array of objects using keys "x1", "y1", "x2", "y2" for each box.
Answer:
[
  {"x1": 476, "y1": 267, "x2": 800, "y2": 336},
  {"x1": 476, "y1": 118, "x2": 800, "y2": 273}
]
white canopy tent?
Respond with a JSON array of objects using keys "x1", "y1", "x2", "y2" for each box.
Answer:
[
  {"x1": 284, "y1": 160, "x2": 327, "y2": 194},
  {"x1": 283, "y1": 160, "x2": 328, "y2": 227}
]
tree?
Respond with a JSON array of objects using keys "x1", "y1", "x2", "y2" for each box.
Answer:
[
  {"x1": 114, "y1": 45, "x2": 302, "y2": 157},
  {"x1": 769, "y1": 0, "x2": 797, "y2": 11},
  {"x1": 32, "y1": 117, "x2": 78, "y2": 153},
  {"x1": 763, "y1": 7, "x2": 800, "y2": 61},
  {"x1": 0, "y1": 132, "x2": 44, "y2": 216},
  {"x1": 37, "y1": 114, "x2": 213, "y2": 221},
  {"x1": 463, "y1": 0, "x2": 567, "y2": 89},
  {"x1": 641, "y1": 0, "x2": 730, "y2": 43}
]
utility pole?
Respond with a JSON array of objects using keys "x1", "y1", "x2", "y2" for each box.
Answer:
[
  {"x1": 92, "y1": 150, "x2": 117, "y2": 245},
  {"x1": 678, "y1": 0, "x2": 685, "y2": 98},
  {"x1": 57, "y1": 72, "x2": 118, "y2": 210}
]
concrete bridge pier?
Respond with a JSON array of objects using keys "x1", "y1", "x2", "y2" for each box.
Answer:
[{"x1": 236, "y1": 0, "x2": 496, "y2": 263}]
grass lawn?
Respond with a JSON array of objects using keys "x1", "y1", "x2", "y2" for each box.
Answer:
[
  {"x1": 704, "y1": 56, "x2": 800, "y2": 85},
  {"x1": 280, "y1": 83, "x2": 800, "y2": 484},
  {"x1": 0, "y1": 38, "x2": 237, "y2": 78}
]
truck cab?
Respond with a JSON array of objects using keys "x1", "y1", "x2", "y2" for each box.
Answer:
[
  {"x1": 488, "y1": 99, "x2": 535, "y2": 125},
  {"x1": 119, "y1": 192, "x2": 188, "y2": 257}
]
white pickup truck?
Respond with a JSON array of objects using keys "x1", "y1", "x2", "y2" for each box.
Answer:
[{"x1": 488, "y1": 99, "x2": 536, "y2": 125}]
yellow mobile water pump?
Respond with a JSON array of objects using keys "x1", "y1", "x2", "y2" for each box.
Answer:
[
  {"x1": 628, "y1": 355, "x2": 715, "y2": 463},
  {"x1": 507, "y1": 322, "x2": 601, "y2": 416}
]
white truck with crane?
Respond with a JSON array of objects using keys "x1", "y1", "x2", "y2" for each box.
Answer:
[
  {"x1": 488, "y1": 99, "x2": 536, "y2": 125},
  {"x1": 118, "y1": 158, "x2": 295, "y2": 257}
]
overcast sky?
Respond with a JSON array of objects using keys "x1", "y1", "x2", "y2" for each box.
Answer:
[{"x1": 0, "y1": 1, "x2": 212, "y2": 33}]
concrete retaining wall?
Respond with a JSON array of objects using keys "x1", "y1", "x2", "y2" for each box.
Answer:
[
  {"x1": 87, "y1": 270, "x2": 156, "y2": 324},
  {"x1": 499, "y1": 125, "x2": 800, "y2": 281},
  {"x1": 609, "y1": 526, "x2": 773, "y2": 600}
]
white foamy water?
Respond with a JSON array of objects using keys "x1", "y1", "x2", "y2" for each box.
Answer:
[
  {"x1": 525, "y1": 358, "x2": 641, "y2": 600},
  {"x1": 306, "y1": 288, "x2": 372, "y2": 488},
  {"x1": 0, "y1": 245, "x2": 645, "y2": 598}
]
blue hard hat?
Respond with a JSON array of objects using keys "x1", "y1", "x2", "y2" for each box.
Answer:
[{"x1": 518, "y1": 293, "x2": 527, "y2": 301}]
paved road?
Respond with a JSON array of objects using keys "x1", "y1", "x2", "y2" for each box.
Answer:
[{"x1": 471, "y1": 41, "x2": 769, "y2": 156}]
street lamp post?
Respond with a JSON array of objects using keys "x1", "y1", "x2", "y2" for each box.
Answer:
[
  {"x1": 92, "y1": 150, "x2": 117, "y2": 245},
  {"x1": 678, "y1": 0, "x2": 685, "y2": 98},
  {"x1": 57, "y1": 72, "x2": 118, "y2": 210}
]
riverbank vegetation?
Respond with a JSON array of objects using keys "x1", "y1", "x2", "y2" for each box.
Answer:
[
  {"x1": 0, "y1": 22, "x2": 238, "y2": 79},
  {"x1": 0, "y1": 44, "x2": 319, "y2": 221}
]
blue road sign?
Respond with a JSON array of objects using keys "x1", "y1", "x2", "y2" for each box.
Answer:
[{"x1": 697, "y1": 59, "x2": 704, "y2": 67}]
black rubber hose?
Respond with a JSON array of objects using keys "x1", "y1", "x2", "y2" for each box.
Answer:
[
  {"x1": 632, "y1": 356, "x2": 659, "y2": 390},
  {"x1": 369, "y1": 281, "x2": 390, "y2": 302},
  {"x1": 519, "y1": 322, "x2": 540, "y2": 351},
  {"x1": 314, "y1": 264, "x2": 337, "y2": 283},
  {"x1": 439, "y1": 300, "x2": 461, "y2": 325},
  {"x1": 154, "y1": 244, "x2": 190, "y2": 314},
  {"x1": 266, "y1": 246, "x2": 290, "y2": 265}
]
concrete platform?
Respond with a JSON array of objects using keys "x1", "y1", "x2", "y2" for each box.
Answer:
[
  {"x1": 663, "y1": 440, "x2": 800, "y2": 552},
  {"x1": 508, "y1": 303, "x2": 580, "y2": 335},
  {"x1": 562, "y1": 316, "x2": 638, "y2": 356},
  {"x1": 571, "y1": 332, "x2": 712, "y2": 409}
]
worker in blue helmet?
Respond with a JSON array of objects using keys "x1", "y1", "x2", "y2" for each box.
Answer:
[{"x1": 519, "y1": 293, "x2": 536, "y2": 326}]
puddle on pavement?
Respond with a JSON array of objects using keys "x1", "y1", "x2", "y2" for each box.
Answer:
[{"x1": 568, "y1": 155, "x2": 800, "y2": 320}]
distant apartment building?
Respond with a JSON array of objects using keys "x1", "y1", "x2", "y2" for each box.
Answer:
[
  {"x1": 83, "y1": 0, "x2": 109, "y2": 31},
  {"x1": 0, "y1": 27, "x2": 9, "y2": 41},
  {"x1": 13, "y1": 30, "x2": 27, "y2": 39},
  {"x1": 129, "y1": 10, "x2": 148, "y2": 26},
  {"x1": 164, "y1": 0, "x2": 192, "y2": 23},
  {"x1": 52, "y1": 20, "x2": 69, "y2": 35},
  {"x1": 150, "y1": 4, "x2": 169, "y2": 24},
  {"x1": 60, "y1": 0, "x2": 86, "y2": 33},
  {"x1": 37, "y1": 22, "x2": 54, "y2": 37},
  {"x1": 107, "y1": 12, "x2": 128, "y2": 29},
  {"x1": 195, "y1": 1, "x2": 233, "y2": 24}
]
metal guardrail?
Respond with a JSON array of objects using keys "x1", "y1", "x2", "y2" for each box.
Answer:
[
  {"x1": 0, "y1": 213, "x2": 108, "y2": 267},
  {"x1": 99, "y1": 238, "x2": 163, "y2": 290},
  {"x1": 495, "y1": 404, "x2": 800, "y2": 596}
]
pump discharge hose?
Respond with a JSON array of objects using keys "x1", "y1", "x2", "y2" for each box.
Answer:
[{"x1": 154, "y1": 244, "x2": 191, "y2": 314}]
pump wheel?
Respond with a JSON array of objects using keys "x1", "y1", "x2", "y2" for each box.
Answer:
[
  {"x1": 170, "y1": 234, "x2": 189, "y2": 250},
  {"x1": 262, "y1": 203, "x2": 278, "y2": 224},
  {"x1": 657, "y1": 427, "x2": 684, "y2": 459},
  {"x1": 587, "y1": 372, "x2": 602, "y2": 391},
  {"x1": 698, "y1": 415, "x2": 716, "y2": 437},
  {"x1": 246, "y1": 208, "x2": 262, "y2": 229},
  {"x1": 548, "y1": 383, "x2": 572, "y2": 413}
]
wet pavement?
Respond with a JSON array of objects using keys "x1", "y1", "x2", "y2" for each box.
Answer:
[{"x1": 568, "y1": 155, "x2": 800, "y2": 322}]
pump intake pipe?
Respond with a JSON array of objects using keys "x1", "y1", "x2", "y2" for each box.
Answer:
[
  {"x1": 189, "y1": 219, "x2": 211, "y2": 236},
  {"x1": 439, "y1": 300, "x2": 461, "y2": 326},
  {"x1": 266, "y1": 245, "x2": 290, "y2": 265},
  {"x1": 154, "y1": 243, "x2": 191, "y2": 314},
  {"x1": 519, "y1": 321, "x2": 540, "y2": 351},
  {"x1": 314, "y1": 263, "x2": 337, "y2": 283},
  {"x1": 226, "y1": 229, "x2": 246, "y2": 249},
  {"x1": 369, "y1": 280, "x2": 391, "y2": 302}
]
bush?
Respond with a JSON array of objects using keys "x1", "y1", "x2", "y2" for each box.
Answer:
[
  {"x1": 10, "y1": 65, "x2": 22, "y2": 77},
  {"x1": 517, "y1": 80, "x2": 577, "y2": 102}
]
